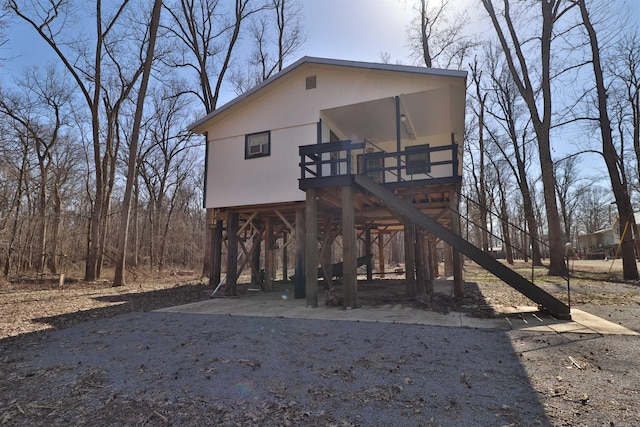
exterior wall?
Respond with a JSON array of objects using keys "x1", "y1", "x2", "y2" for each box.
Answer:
[
  {"x1": 206, "y1": 124, "x2": 314, "y2": 208},
  {"x1": 200, "y1": 62, "x2": 466, "y2": 209}
]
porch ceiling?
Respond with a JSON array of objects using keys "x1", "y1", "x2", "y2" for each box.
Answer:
[{"x1": 321, "y1": 86, "x2": 465, "y2": 143}]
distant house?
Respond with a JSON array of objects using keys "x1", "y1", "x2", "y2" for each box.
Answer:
[{"x1": 577, "y1": 213, "x2": 640, "y2": 259}]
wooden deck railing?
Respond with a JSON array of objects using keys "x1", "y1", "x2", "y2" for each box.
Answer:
[{"x1": 299, "y1": 139, "x2": 459, "y2": 184}]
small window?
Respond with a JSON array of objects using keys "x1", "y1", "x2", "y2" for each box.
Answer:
[
  {"x1": 306, "y1": 75, "x2": 317, "y2": 90},
  {"x1": 245, "y1": 131, "x2": 270, "y2": 159},
  {"x1": 405, "y1": 144, "x2": 431, "y2": 175}
]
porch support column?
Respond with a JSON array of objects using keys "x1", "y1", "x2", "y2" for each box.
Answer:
[
  {"x1": 451, "y1": 193, "x2": 464, "y2": 297},
  {"x1": 365, "y1": 228, "x2": 373, "y2": 282},
  {"x1": 295, "y1": 207, "x2": 306, "y2": 299},
  {"x1": 404, "y1": 218, "x2": 417, "y2": 299},
  {"x1": 225, "y1": 212, "x2": 239, "y2": 296},
  {"x1": 378, "y1": 230, "x2": 385, "y2": 278},
  {"x1": 424, "y1": 236, "x2": 434, "y2": 294},
  {"x1": 305, "y1": 189, "x2": 318, "y2": 307},
  {"x1": 342, "y1": 185, "x2": 357, "y2": 308},
  {"x1": 264, "y1": 216, "x2": 275, "y2": 292}
]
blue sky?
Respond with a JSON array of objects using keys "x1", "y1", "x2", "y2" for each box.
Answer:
[
  {"x1": 301, "y1": 0, "x2": 414, "y2": 64},
  {"x1": 2, "y1": 0, "x2": 419, "y2": 104}
]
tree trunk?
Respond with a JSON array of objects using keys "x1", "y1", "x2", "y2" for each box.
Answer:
[
  {"x1": 482, "y1": 0, "x2": 567, "y2": 276},
  {"x1": 113, "y1": 0, "x2": 163, "y2": 286},
  {"x1": 577, "y1": 0, "x2": 638, "y2": 279}
]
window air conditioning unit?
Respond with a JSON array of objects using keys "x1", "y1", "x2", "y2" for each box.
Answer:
[{"x1": 249, "y1": 143, "x2": 265, "y2": 155}]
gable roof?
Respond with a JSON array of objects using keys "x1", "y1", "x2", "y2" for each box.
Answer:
[{"x1": 188, "y1": 56, "x2": 467, "y2": 134}]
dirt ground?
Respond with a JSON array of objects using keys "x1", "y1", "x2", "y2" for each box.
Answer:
[{"x1": 1, "y1": 260, "x2": 640, "y2": 426}]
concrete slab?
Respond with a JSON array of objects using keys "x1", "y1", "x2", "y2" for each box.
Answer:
[
  {"x1": 158, "y1": 293, "x2": 508, "y2": 329},
  {"x1": 158, "y1": 290, "x2": 638, "y2": 336},
  {"x1": 493, "y1": 306, "x2": 639, "y2": 336}
]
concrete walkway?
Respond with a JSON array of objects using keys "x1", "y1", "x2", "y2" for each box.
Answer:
[{"x1": 158, "y1": 286, "x2": 638, "y2": 336}]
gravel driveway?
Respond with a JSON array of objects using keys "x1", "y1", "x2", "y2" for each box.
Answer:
[{"x1": 1, "y1": 310, "x2": 550, "y2": 426}]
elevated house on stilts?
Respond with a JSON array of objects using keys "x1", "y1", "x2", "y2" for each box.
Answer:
[{"x1": 189, "y1": 57, "x2": 570, "y2": 319}]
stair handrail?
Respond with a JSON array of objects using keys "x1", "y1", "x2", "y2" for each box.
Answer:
[{"x1": 456, "y1": 192, "x2": 571, "y2": 309}]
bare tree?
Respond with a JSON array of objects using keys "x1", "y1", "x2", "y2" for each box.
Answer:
[
  {"x1": 554, "y1": 155, "x2": 584, "y2": 246},
  {"x1": 408, "y1": 0, "x2": 476, "y2": 69},
  {"x1": 137, "y1": 83, "x2": 198, "y2": 272},
  {"x1": 113, "y1": 0, "x2": 162, "y2": 286},
  {"x1": 163, "y1": 0, "x2": 267, "y2": 280},
  {"x1": 0, "y1": 66, "x2": 74, "y2": 274},
  {"x1": 482, "y1": 0, "x2": 574, "y2": 276},
  {"x1": 468, "y1": 58, "x2": 489, "y2": 252},
  {"x1": 573, "y1": 0, "x2": 638, "y2": 279},
  {"x1": 8, "y1": 0, "x2": 149, "y2": 281},
  {"x1": 483, "y1": 43, "x2": 543, "y2": 265},
  {"x1": 611, "y1": 32, "x2": 640, "y2": 258},
  {"x1": 575, "y1": 185, "x2": 610, "y2": 235},
  {"x1": 231, "y1": 0, "x2": 306, "y2": 94}
]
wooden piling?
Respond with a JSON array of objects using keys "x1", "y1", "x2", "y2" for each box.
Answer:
[
  {"x1": 342, "y1": 185, "x2": 357, "y2": 308},
  {"x1": 305, "y1": 189, "x2": 318, "y2": 307}
]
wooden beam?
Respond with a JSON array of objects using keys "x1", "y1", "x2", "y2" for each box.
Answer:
[
  {"x1": 305, "y1": 189, "x2": 318, "y2": 307},
  {"x1": 237, "y1": 211, "x2": 257, "y2": 235},
  {"x1": 275, "y1": 209, "x2": 295, "y2": 235},
  {"x1": 342, "y1": 185, "x2": 357, "y2": 308}
]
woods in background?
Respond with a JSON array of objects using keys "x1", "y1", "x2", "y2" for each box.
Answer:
[{"x1": 1, "y1": 0, "x2": 640, "y2": 281}]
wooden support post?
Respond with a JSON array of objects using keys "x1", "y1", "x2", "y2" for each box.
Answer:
[
  {"x1": 450, "y1": 193, "x2": 464, "y2": 297},
  {"x1": 305, "y1": 189, "x2": 318, "y2": 307},
  {"x1": 342, "y1": 185, "x2": 357, "y2": 308},
  {"x1": 282, "y1": 230, "x2": 288, "y2": 282},
  {"x1": 444, "y1": 243, "x2": 453, "y2": 276},
  {"x1": 365, "y1": 228, "x2": 373, "y2": 281},
  {"x1": 295, "y1": 207, "x2": 305, "y2": 299},
  {"x1": 378, "y1": 230, "x2": 385, "y2": 278},
  {"x1": 431, "y1": 239, "x2": 440, "y2": 278},
  {"x1": 404, "y1": 218, "x2": 417, "y2": 299},
  {"x1": 251, "y1": 225, "x2": 262, "y2": 287},
  {"x1": 414, "y1": 230, "x2": 426, "y2": 298},
  {"x1": 264, "y1": 216, "x2": 275, "y2": 292},
  {"x1": 320, "y1": 227, "x2": 334, "y2": 290},
  {"x1": 210, "y1": 218, "x2": 223, "y2": 288},
  {"x1": 225, "y1": 212, "x2": 239, "y2": 296},
  {"x1": 424, "y1": 237, "x2": 434, "y2": 294}
]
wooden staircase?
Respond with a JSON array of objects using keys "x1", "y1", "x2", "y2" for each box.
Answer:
[{"x1": 353, "y1": 174, "x2": 571, "y2": 320}]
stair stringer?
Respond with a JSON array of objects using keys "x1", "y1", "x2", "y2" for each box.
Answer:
[{"x1": 353, "y1": 174, "x2": 571, "y2": 319}]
